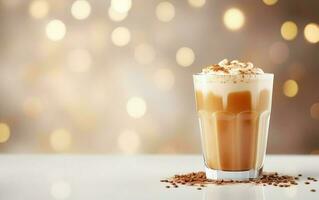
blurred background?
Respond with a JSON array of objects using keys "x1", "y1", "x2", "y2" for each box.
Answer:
[{"x1": 0, "y1": 0, "x2": 318, "y2": 154}]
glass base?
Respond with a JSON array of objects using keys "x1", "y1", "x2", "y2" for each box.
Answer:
[{"x1": 205, "y1": 167, "x2": 262, "y2": 180}]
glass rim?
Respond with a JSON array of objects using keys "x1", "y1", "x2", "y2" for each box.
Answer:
[{"x1": 193, "y1": 73, "x2": 274, "y2": 80}]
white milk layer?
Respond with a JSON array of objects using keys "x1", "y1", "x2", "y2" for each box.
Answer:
[
  {"x1": 202, "y1": 59, "x2": 264, "y2": 75},
  {"x1": 193, "y1": 74, "x2": 273, "y2": 110}
]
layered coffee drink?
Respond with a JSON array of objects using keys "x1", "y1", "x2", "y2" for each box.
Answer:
[{"x1": 193, "y1": 59, "x2": 274, "y2": 180}]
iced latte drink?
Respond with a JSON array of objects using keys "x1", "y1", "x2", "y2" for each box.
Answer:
[{"x1": 193, "y1": 59, "x2": 273, "y2": 180}]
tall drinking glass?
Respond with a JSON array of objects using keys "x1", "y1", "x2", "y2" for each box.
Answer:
[{"x1": 193, "y1": 73, "x2": 274, "y2": 180}]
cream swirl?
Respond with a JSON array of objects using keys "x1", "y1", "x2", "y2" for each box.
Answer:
[{"x1": 202, "y1": 59, "x2": 264, "y2": 75}]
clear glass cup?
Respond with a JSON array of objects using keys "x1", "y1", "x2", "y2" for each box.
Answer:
[{"x1": 193, "y1": 73, "x2": 274, "y2": 180}]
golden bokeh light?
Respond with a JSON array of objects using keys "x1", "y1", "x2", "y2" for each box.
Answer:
[
  {"x1": 111, "y1": 26, "x2": 131, "y2": 47},
  {"x1": 156, "y1": 1, "x2": 175, "y2": 22},
  {"x1": 71, "y1": 0, "x2": 91, "y2": 20},
  {"x1": 269, "y1": 41, "x2": 289, "y2": 64},
  {"x1": 51, "y1": 180, "x2": 71, "y2": 200},
  {"x1": 262, "y1": 0, "x2": 278, "y2": 6},
  {"x1": 188, "y1": 0, "x2": 206, "y2": 8},
  {"x1": 223, "y1": 8, "x2": 245, "y2": 31},
  {"x1": 50, "y1": 129, "x2": 72, "y2": 152},
  {"x1": 110, "y1": 0, "x2": 132, "y2": 13},
  {"x1": 134, "y1": 43, "x2": 156, "y2": 65},
  {"x1": 281, "y1": 21, "x2": 298, "y2": 41},
  {"x1": 29, "y1": 0, "x2": 49, "y2": 19},
  {"x1": 0, "y1": 123, "x2": 10, "y2": 143},
  {"x1": 108, "y1": 7, "x2": 128, "y2": 21},
  {"x1": 310, "y1": 103, "x2": 319, "y2": 120},
  {"x1": 154, "y1": 68, "x2": 175, "y2": 91},
  {"x1": 283, "y1": 80, "x2": 298, "y2": 97},
  {"x1": 176, "y1": 47, "x2": 195, "y2": 67},
  {"x1": 304, "y1": 23, "x2": 319, "y2": 44},
  {"x1": 126, "y1": 97, "x2": 147, "y2": 118},
  {"x1": 117, "y1": 130, "x2": 140, "y2": 154},
  {"x1": 23, "y1": 97, "x2": 44, "y2": 118},
  {"x1": 46, "y1": 19, "x2": 66, "y2": 41},
  {"x1": 67, "y1": 49, "x2": 92, "y2": 72}
]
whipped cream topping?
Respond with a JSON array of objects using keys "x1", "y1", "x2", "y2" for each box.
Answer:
[{"x1": 201, "y1": 59, "x2": 264, "y2": 75}]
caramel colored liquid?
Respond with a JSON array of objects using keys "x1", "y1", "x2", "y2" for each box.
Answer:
[{"x1": 196, "y1": 90, "x2": 270, "y2": 171}]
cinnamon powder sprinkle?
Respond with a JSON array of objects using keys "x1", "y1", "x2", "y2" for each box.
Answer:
[
  {"x1": 202, "y1": 64, "x2": 230, "y2": 74},
  {"x1": 161, "y1": 171, "x2": 317, "y2": 191}
]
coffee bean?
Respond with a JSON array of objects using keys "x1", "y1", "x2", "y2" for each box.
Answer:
[
  {"x1": 310, "y1": 189, "x2": 316, "y2": 192},
  {"x1": 161, "y1": 171, "x2": 303, "y2": 190}
]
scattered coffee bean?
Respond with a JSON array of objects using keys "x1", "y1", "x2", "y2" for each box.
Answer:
[
  {"x1": 310, "y1": 189, "x2": 316, "y2": 192},
  {"x1": 165, "y1": 186, "x2": 170, "y2": 188},
  {"x1": 290, "y1": 181, "x2": 298, "y2": 185},
  {"x1": 161, "y1": 171, "x2": 317, "y2": 194}
]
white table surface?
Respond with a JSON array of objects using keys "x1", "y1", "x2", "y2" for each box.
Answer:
[{"x1": 0, "y1": 155, "x2": 318, "y2": 200}]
